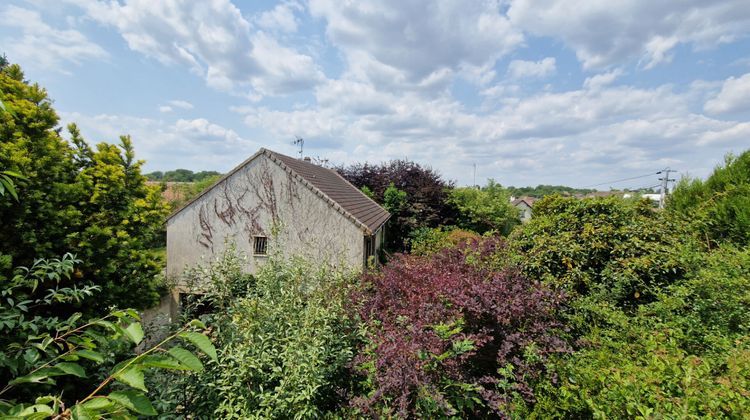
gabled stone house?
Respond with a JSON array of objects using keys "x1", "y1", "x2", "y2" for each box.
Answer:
[
  {"x1": 146, "y1": 148, "x2": 390, "y2": 324},
  {"x1": 166, "y1": 148, "x2": 390, "y2": 285}
]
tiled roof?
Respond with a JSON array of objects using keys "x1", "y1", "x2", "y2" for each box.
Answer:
[
  {"x1": 512, "y1": 196, "x2": 537, "y2": 207},
  {"x1": 266, "y1": 149, "x2": 390, "y2": 234},
  {"x1": 167, "y1": 148, "x2": 390, "y2": 235}
]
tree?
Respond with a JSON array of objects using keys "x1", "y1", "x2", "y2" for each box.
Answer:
[
  {"x1": 510, "y1": 195, "x2": 691, "y2": 307},
  {"x1": 0, "y1": 61, "x2": 169, "y2": 313},
  {"x1": 449, "y1": 179, "x2": 519, "y2": 234},
  {"x1": 337, "y1": 160, "x2": 457, "y2": 251},
  {"x1": 669, "y1": 150, "x2": 750, "y2": 247}
]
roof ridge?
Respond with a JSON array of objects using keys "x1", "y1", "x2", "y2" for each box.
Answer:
[
  {"x1": 166, "y1": 148, "x2": 390, "y2": 234},
  {"x1": 263, "y1": 149, "x2": 388, "y2": 234},
  {"x1": 322, "y1": 164, "x2": 387, "y2": 214}
]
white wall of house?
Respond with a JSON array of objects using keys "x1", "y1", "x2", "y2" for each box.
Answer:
[
  {"x1": 515, "y1": 202, "x2": 533, "y2": 223},
  {"x1": 166, "y1": 154, "x2": 366, "y2": 291}
]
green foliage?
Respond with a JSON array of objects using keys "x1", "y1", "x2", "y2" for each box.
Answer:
[
  {"x1": 166, "y1": 173, "x2": 222, "y2": 210},
  {"x1": 0, "y1": 62, "x2": 169, "y2": 312},
  {"x1": 0, "y1": 254, "x2": 216, "y2": 418},
  {"x1": 507, "y1": 184, "x2": 596, "y2": 198},
  {"x1": 511, "y1": 195, "x2": 692, "y2": 307},
  {"x1": 533, "y1": 246, "x2": 750, "y2": 418},
  {"x1": 360, "y1": 185, "x2": 375, "y2": 199},
  {"x1": 669, "y1": 150, "x2": 750, "y2": 247},
  {"x1": 449, "y1": 179, "x2": 519, "y2": 234},
  {"x1": 0, "y1": 170, "x2": 25, "y2": 201},
  {"x1": 150, "y1": 248, "x2": 360, "y2": 418},
  {"x1": 409, "y1": 226, "x2": 480, "y2": 256},
  {"x1": 382, "y1": 182, "x2": 407, "y2": 214},
  {"x1": 145, "y1": 169, "x2": 221, "y2": 182}
]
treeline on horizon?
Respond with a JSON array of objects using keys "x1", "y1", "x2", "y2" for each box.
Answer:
[
  {"x1": 145, "y1": 168, "x2": 221, "y2": 182},
  {"x1": 148, "y1": 169, "x2": 653, "y2": 199}
]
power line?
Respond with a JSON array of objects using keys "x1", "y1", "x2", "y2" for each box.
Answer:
[
  {"x1": 629, "y1": 183, "x2": 661, "y2": 191},
  {"x1": 581, "y1": 171, "x2": 660, "y2": 188}
]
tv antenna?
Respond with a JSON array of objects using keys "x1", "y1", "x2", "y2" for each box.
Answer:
[{"x1": 292, "y1": 136, "x2": 304, "y2": 159}]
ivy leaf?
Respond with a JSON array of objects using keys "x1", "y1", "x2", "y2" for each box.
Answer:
[
  {"x1": 108, "y1": 390, "x2": 157, "y2": 416},
  {"x1": 179, "y1": 331, "x2": 217, "y2": 362},
  {"x1": 54, "y1": 362, "x2": 87, "y2": 378},
  {"x1": 123, "y1": 322, "x2": 144, "y2": 345},
  {"x1": 113, "y1": 366, "x2": 147, "y2": 391},
  {"x1": 167, "y1": 346, "x2": 203, "y2": 371}
]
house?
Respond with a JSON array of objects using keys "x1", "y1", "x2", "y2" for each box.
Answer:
[
  {"x1": 154, "y1": 148, "x2": 390, "y2": 321},
  {"x1": 511, "y1": 196, "x2": 537, "y2": 223}
]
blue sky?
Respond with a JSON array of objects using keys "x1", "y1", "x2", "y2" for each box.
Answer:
[{"x1": 1, "y1": 0, "x2": 749, "y2": 188}]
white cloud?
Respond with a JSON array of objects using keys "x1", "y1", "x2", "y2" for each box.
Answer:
[
  {"x1": 1, "y1": 5, "x2": 107, "y2": 72},
  {"x1": 168, "y1": 100, "x2": 194, "y2": 110},
  {"x1": 583, "y1": 69, "x2": 623, "y2": 90},
  {"x1": 158, "y1": 106, "x2": 173, "y2": 113},
  {"x1": 704, "y1": 72, "x2": 750, "y2": 115},
  {"x1": 61, "y1": 112, "x2": 259, "y2": 171},
  {"x1": 255, "y1": 1, "x2": 302, "y2": 33},
  {"x1": 309, "y1": 0, "x2": 523, "y2": 91},
  {"x1": 507, "y1": 57, "x2": 556, "y2": 79},
  {"x1": 69, "y1": 0, "x2": 324, "y2": 97},
  {"x1": 507, "y1": 0, "x2": 750, "y2": 69},
  {"x1": 233, "y1": 74, "x2": 749, "y2": 186}
]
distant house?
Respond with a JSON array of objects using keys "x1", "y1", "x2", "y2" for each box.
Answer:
[
  {"x1": 155, "y1": 148, "x2": 390, "y2": 320},
  {"x1": 511, "y1": 196, "x2": 537, "y2": 223}
]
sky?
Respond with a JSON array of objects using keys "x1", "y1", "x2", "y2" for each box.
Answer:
[{"x1": 1, "y1": 0, "x2": 749, "y2": 189}]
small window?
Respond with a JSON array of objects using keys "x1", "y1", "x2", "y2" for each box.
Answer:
[{"x1": 253, "y1": 236, "x2": 268, "y2": 256}]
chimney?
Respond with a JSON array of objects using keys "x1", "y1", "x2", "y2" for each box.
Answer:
[{"x1": 303, "y1": 156, "x2": 311, "y2": 162}]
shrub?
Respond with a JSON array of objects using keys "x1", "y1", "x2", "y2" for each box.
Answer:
[
  {"x1": 352, "y1": 238, "x2": 568, "y2": 417},
  {"x1": 0, "y1": 253, "x2": 214, "y2": 418},
  {"x1": 336, "y1": 159, "x2": 457, "y2": 251},
  {"x1": 449, "y1": 179, "x2": 519, "y2": 235},
  {"x1": 150, "y1": 248, "x2": 360, "y2": 418},
  {"x1": 669, "y1": 150, "x2": 750, "y2": 247},
  {"x1": 409, "y1": 226, "x2": 480, "y2": 256},
  {"x1": 533, "y1": 246, "x2": 750, "y2": 417},
  {"x1": 511, "y1": 195, "x2": 694, "y2": 307}
]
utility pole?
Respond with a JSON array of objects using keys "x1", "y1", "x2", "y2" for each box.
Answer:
[{"x1": 657, "y1": 168, "x2": 675, "y2": 209}]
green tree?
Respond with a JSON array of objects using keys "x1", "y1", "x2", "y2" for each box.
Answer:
[
  {"x1": 510, "y1": 195, "x2": 692, "y2": 307},
  {"x1": 0, "y1": 61, "x2": 169, "y2": 313},
  {"x1": 669, "y1": 150, "x2": 750, "y2": 247},
  {"x1": 449, "y1": 179, "x2": 519, "y2": 234}
]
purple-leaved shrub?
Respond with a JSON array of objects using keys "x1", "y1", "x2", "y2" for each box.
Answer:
[{"x1": 351, "y1": 238, "x2": 569, "y2": 417}]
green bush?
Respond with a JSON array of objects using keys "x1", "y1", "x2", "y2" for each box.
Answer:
[
  {"x1": 669, "y1": 150, "x2": 750, "y2": 247},
  {"x1": 409, "y1": 226, "x2": 480, "y2": 256},
  {"x1": 532, "y1": 246, "x2": 750, "y2": 418},
  {"x1": 510, "y1": 195, "x2": 694, "y2": 307},
  {"x1": 449, "y1": 179, "x2": 519, "y2": 235},
  {"x1": 0, "y1": 62, "x2": 169, "y2": 313},
  {"x1": 0, "y1": 253, "x2": 215, "y2": 418},
  {"x1": 150, "y1": 248, "x2": 360, "y2": 419}
]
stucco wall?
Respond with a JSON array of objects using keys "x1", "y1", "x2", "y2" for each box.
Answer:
[{"x1": 166, "y1": 154, "x2": 365, "y2": 290}]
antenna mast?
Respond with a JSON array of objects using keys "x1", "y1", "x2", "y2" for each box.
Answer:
[{"x1": 293, "y1": 136, "x2": 304, "y2": 159}]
